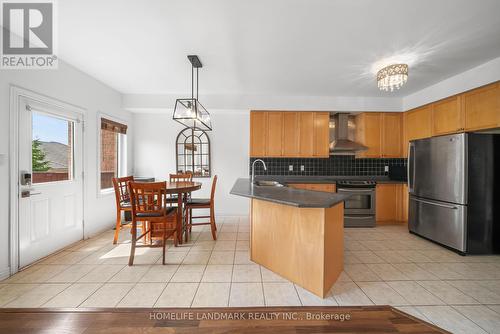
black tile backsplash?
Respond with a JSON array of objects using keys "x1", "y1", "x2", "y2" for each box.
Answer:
[{"x1": 249, "y1": 156, "x2": 407, "y2": 176}]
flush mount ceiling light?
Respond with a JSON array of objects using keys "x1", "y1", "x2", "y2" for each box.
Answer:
[
  {"x1": 173, "y1": 55, "x2": 212, "y2": 131},
  {"x1": 376, "y1": 63, "x2": 408, "y2": 92}
]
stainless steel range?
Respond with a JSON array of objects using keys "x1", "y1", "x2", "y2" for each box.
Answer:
[{"x1": 337, "y1": 180, "x2": 376, "y2": 227}]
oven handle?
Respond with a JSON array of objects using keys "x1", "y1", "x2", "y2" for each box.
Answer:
[
  {"x1": 344, "y1": 215, "x2": 374, "y2": 219},
  {"x1": 338, "y1": 188, "x2": 374, "y2": 193}
]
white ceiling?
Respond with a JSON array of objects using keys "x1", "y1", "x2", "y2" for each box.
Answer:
[{"x1": 59, "y1": 0, "x2": 500, "y2": 98}]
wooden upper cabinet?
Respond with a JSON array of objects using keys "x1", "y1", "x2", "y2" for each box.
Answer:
[
  {"x1": 298, "y1": 112, "x2": 314, "y2": 157},
  {"x1": 266, "y1": 112, "x2": 283, "y2": 157},
  {"x1": 250, "y1": 112, "x2": 268, "y2": 157},
  {"x1": 282, "y1": 112, "x2": 300, "y2": 157},
  {"x1": 355, "y1": 113, "x2": 381, "y2": 158},
  {"x1": 355, "y1": 112, "x2": 402, "y2": 158},
  {"x1": 250, "y1": 111, "x2": 330, "y2": 158},
  {"x1": 313, "y1": 112, "x2": 330, "y2": 157},
  {"x1": 402, "y1": 106, "x2": 432, "y2": 158},
  {"x1": 432, "y1": 95, "x2": 464, "y2": 135},
  {"x1": 381, "y1": 113, "x2": 402, "y2": 157},
  {"x1": 463, "y1": 82, "x2": 500, "y2": 131},
  {"x1": 405, "y1": 105, "x2": 432, "y2": 141}
]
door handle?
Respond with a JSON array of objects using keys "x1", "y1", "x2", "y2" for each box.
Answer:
[
  {"x1": 407, "y1": 142, "x2": 415, "y2": 193},
  {"x1": 412, "y1": 197, "x2": 458, "y2": 210},
  {"x1": 21, "y1": 190, "x2": 41, "y2": 198}
]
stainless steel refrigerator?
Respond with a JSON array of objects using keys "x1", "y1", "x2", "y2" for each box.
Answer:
[{"x1": 408, "y1": 133, "x2": 500, "y2": 254}]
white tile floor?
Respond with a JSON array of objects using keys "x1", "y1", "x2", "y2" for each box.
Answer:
[{"x1": 2, "y1": 216, "x2": 500, "y2": 333}]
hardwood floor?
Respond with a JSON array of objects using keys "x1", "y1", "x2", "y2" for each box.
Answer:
[{"x1": 0, "y1": 306, "x2": 447, "y2": 333}]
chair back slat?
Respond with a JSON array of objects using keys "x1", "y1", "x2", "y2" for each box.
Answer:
[
  {"x1": 129, "y1": 181, "x2": 167, "y2": 217},
  {"x1": 112, "y1": 176, "x2": 134, "y2": 206},
  {"x1": 170, "y1": 172, "x2": 193, "y2": 182}
]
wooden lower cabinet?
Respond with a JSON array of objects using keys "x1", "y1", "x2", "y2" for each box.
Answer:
[
  {"x1": 376, "y1": 184, "x2": 406, "y2": 224},
  {"x1": 288, "y1": 183, "x2": 336, "y2": 193}
]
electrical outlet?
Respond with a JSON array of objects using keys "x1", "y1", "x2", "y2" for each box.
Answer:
[
  {"x1": 300, "y1": 165, "x2": 305, "y2": 171},
  {"x1": 384, "y1": 165, "x2": 389, "y2": 172},
  {"x1": 289, "y1": 165, "x2": 293, "y2": 171}
]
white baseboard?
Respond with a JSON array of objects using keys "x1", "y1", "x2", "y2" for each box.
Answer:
[{"x1": 0, "y1": 267, "x2": 11, "y2": 281}]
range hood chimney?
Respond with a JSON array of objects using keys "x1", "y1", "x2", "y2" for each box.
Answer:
[{"x1": 329, "y1": 113, "x2": 368, "y2": 155}]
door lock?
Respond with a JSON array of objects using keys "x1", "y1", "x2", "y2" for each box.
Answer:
[{"x1": 20, "y1": 172, "x2": 32, "y2": 186}]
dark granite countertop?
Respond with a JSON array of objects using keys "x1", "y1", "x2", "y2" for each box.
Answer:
[
  {"x1": 253, "y1": 175, "x2": 406, "y2": 184},
  {"x1": 230, "y1": 178, "x2": 350, "y2": 208}
]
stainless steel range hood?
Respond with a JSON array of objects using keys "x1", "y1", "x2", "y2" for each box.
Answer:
[{"x1": 329, "y1": 113, "x2": 368, "y2": 155}]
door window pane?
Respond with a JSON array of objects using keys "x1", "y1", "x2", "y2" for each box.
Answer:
[{"x1": 32, "y1": 112, "x2": 74, "y2": 184}]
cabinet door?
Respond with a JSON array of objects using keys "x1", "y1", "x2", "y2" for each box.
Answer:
[
  {"x1": 463, "y1": 83, "x2": 500, "y2": 131},
  {"x1": 403, "y1": 105, "x2": 432, "y2": 158},
  {"x1": 250, "y1": 112, "x2": 268, "y2": 157},
  {"x1": 313, "y1": 112, "x2": 330, "y2": 157},
  {"x1": 299, "y1": 112, "x2": 314, "y2": 157},
  {"x1": 376, "y1": 184, "x2": 401, "y2": 223},
  {"x1": 432, "y1": 96, "x2": 464, "y2": 135},
  {"x1": 283, "y1": 112, "x2": 300, "y2": 157},
  {"x1": 289, "y1": 183, "x2": 336, "y2": 192},
  {"x1": 356, "y1": 113, "x2": 381, "y2": 158},
  {"x1": 267, "y1": 112, "x2": 283, "y2": 157},
  {"x1": 381, "y1": 113, "x2": 402, "y2": 157}
]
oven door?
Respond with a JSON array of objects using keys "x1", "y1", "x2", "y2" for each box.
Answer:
[{"x1": 337, "y1": 188, "x2": 375, "y2": 215}]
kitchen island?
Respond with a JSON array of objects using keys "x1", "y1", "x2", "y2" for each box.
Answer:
[{"x1": 230, "y1": 178, "x2": 349, "y2": 298}]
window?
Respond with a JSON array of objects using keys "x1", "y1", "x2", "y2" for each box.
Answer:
[
  {"x1": 100, "y1": 117, "x2": 127, "y2": 191},
  {"x1": 32, "y1": 111, "x2": 74, "y2": 184}
]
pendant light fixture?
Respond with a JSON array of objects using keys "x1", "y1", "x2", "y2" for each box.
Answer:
[{"x1": 173, "y1": 55, "x2": 212, "y2": 131}]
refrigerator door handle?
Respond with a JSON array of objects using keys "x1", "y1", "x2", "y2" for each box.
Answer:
[
  {"x1": 408, "y1": 142, "x2": 416, "y2": 193},
  {"x1": 412, "y1": 197, "x2": 459, "y2": 210}
]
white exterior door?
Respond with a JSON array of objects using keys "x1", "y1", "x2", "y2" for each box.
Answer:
[{"x1": 17, "y1": 97, "x2": 84, "y2": 269}]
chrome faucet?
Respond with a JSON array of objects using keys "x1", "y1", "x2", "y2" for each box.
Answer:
[{"x1": 251, "y1": 159, "x2": 267, "y2": 184}]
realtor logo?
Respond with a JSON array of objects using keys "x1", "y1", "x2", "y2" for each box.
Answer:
[{"x1": 1, "y1": 0, "x2": 57, "y2": 69}]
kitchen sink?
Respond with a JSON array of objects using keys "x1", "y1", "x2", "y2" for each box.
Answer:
[{"x1": 254, "y1": 180, "x2": 285, "y2": 187}]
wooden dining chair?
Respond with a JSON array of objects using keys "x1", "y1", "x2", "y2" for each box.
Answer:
[
  {"x1": 185, "y1": 175, "x2": 218, "y2": 241},
  {"x1": 112, "y1": 176, "x2": 146, "y2": 244},
  {"x1": 128, "y1": 181, "x2": 178, "y2": 266},
  {"x1": 169, "y1": 172, "x2": 193, "y2": 182},
  {"x1": 166, "y1": 172, "x2": 193, "y2": 206}
]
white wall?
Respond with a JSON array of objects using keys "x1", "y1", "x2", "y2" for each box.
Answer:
[
  {"x1": 123, "y1": 93, "x2": 403, "y2": 113},
  {"x1": 133, "y1": 111, "x2": 250, "y2": 216},
  {"x1": 0, "y1": 61, "x2": 133, "y2": 278},
  {"x1": 403, "y1": 56, "x2": 500, "y2": 110}
]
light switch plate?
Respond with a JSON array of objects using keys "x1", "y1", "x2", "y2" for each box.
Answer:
[
  {"x1": 289, "y1": 165, "x2": 293, "y2": 171},
  {"x1": 300, "y1": 165, "x2": 305, "y2": 171},
  {"x1": 384, "y1": 165, "x2": 389, "y2": 172}
]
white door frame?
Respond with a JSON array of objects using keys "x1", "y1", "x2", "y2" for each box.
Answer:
[{"x1": 9, "y1": 85, "x2": 87, "y2": 275}]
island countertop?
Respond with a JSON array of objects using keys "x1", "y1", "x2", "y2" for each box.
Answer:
[{"x1": 230, "y1": 178, "x2": 350, "y2": 208}]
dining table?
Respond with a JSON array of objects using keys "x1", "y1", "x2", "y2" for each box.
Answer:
[{"x1": 164, "y1": 181, "x2": 202, "y2": 244}]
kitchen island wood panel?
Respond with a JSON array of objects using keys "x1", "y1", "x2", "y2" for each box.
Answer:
[{"x1": 251, "y1": 198, "x2": 344, "y2": 297}]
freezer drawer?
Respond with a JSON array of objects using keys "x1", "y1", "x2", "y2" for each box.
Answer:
[{"x1": 409, "y1": 196, "x2": 467, "y2": 252}]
